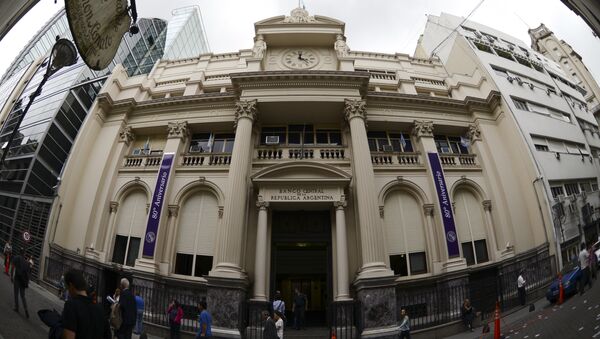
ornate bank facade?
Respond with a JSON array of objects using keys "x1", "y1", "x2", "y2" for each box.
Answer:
[{"x1": 45, "y1": 8, "x2": 556, "y2": 338}]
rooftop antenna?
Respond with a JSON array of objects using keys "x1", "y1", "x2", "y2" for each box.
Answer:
[
  {"x1": 299, "y1": 0, "x2": 306, "y2": 9},
  {"x1": 430, "y1": 0, "x2": 485, "y2": 58},
  {"x1": 514, "y1": 12, "x2": 531, "y2": 29}
]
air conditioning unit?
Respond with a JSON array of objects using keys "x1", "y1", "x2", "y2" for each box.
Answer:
[
  {"x1": 474, "y1": 32, "x2": 482, "y2": 38},
  {"x1": 516, "y1": 77, "x2": 523, "y2": 85},
  {"x1": 381, "y1": 145, "x2": 394, "y2": 152},
  {"x1": 546, "y1": 89, "x2": 552, "y2": 96},
  {"x1": 529, "y1": 83, "x2": 534, "y2": 90},
  {"x1": 132, "y1": 148, "x2": 142, "y2": 156},
  {"x1": 507, "y1": 76, "x2": 514, "y2": 83},
  {"x1": 555, "y1": 152, "x2": 561, "y2": 160},
  {"x1": 265, "y1": 135, "x2": 280, "y2": 145}
]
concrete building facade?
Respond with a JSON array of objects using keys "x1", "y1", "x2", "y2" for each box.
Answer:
[{"x1": 46, "y1": 8, "x2": 558, "y2": 338}]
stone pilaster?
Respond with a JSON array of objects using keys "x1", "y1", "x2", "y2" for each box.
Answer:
[
  {"x1": 344, "y1": 99, "x2": 391, "y2": 279},
  {"x1": 101, "y1": 201, "x2": 119, "y2": 255},
  {"x1": 423, "y1": 203, "x2": 440, "y2": 265},
  {"x1": 161, "y1": 205, "x2": 180, "y2": 272},
  {"x1": 212, "y1": 100, "x2": 257, "y2": 279},
  {"x1": 334, "y1": 197, "x2": 351, "y2": 300}
]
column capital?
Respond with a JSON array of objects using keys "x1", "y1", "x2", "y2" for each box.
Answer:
[
  {"x1": 118, "y1": 125, "x2": 135, "y2": 145},
  {"x1": 109, "y1": 201, "x2": 119, "y2": 213},
  {"x1": 344, "y1": 99, "x2": 367, "y2": 122},
  {"x1": 167, "y1": 121, "x2": 189, "y2": 140},
  {"x1": 467, "y1": 123, "x2": 482, "y2": 142},
  {"x1": 235, "y1": 99, "x2": 258, "y2": 126},
  {"x1": 412, "y1": 120, "x2": 434, "y2": 139},
  {"x1": 256, "y1": 196, "x2": 269, "y2": 210},
  {"x1": 482, "y1": 200, "x2": 492, "y2": 212},
  {"x1": 168, "y1": 205, "x2": 180, "y2": 218},
  {"x1": 218, "y1": 206, "x2": 224, "y2": 219},
  {"x1": 379, "y1": 206, "x2": 384, "y2": 218},
  {"x1": 334, "y1": 201, "x2": 347, "y2": 209},
  {"x1": 423, "y1": 203, "x2": 435, "y2": 217}
]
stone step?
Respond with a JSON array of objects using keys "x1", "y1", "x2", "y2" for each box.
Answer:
[{"x1": 285, "y1": 327, "x2": 330, "y2": 339}]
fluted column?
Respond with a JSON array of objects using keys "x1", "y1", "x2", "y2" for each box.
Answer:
[
  {"x1": 102, "y1": 201, "x2": 119, "y2": 255},
  {"x1": 212, "y1": 100, "x2": 257, "y2": 279},
  {"x1": 253, "y1": 198, "x2": 269, "y2": 301},
  {"x1": 344, "y1": 99, "x2": 391, "y2": 278},
  {"x1": 334, "y1": 198, "x2": 351, "y2": 300}
]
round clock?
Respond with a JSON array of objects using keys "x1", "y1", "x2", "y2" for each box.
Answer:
[{"x1": 282, "y1": 49, "x2": 319, "y2": 69}]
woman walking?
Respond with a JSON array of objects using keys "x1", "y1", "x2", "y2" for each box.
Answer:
[
  {"x1": 167, "y1": 300, "x2": 184, "y2": 339},
  {"x1": 399, "y1": 308, "x2": 411, "y2": 339}
]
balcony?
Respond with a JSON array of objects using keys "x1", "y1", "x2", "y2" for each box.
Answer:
[
  {"x1": 181, "y1": 153, "x2": 232, "y2": 167},
  {"x1": 255, "y1": 146, "x2": 348, "y2": 162},
  {"x1": 371, "y1": 151, "x2": 422, "y2": 167},
  {"x1": 122, "y1": 155, "x2": 161, "y2": 168},
  {"x1": 439, "y1": 154, "x2": 479, "y2": 169}
]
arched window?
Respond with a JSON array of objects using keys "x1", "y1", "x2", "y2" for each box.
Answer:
[
  {"x1": 454, "y1": 188, "x2": 489, "y2": 266},
  {"x1": 112, "y1": 190, "x2": 147, "y2": 266},
  {"x1": 174, "y1": 191, "x2": 219, "y2": 277},
  {"x1": 384, "y1": 190, "x2": 428, "y2": 276}
]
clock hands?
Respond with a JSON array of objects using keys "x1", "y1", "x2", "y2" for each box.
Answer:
[{"x1": 297, "y1": 51, "x2": 310, "y2": 64}]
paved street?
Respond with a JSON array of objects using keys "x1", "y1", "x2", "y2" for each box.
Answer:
[{"x1": 447, "y1": 278, "x2": 600, "y2": 339}]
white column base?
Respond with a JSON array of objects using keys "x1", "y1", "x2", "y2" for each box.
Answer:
[
  {"x1": 84, "y1": 248, "x2": 102, "y2": 262},
  {"x1": 134, "y1": 258, "x2": 159, "y2": 273},
  {"x1": 500, "y1": 247, "x2": 515, "y2": 260},
  {"x1": 356, "y1": 262, "x2": 394, "y2": 280},
  {"x1": 441, "y1": 257, "x2": 467, "y2": 273},
  {"x1": 210, "y1": 263, "x2": 248, "y2": 280}
]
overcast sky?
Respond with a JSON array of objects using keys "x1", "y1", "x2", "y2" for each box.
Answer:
[{"x1": 1, "y1": 0, "x2": 599, "y2": 82}]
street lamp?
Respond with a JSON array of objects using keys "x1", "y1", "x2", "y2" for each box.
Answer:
[{"x1": 0, "y1": 37, "x2": 78, "y2": 167}]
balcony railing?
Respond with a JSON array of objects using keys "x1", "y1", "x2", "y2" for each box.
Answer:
[
  {"x1": 255, "y1": 146, "x2": 347, "y2": 161},
  {"x1": 439, "y1": 154, "x2": 478, "y2": 167},
  {"x1": 371, "y1": 152, "x2": 421, "y2": 166},
  {"x1": 181, "y1": 153, "x2": 232, "y2": 167},
  {"x1": 123, "y1": 155, "x2": 162, "y2": 168}
]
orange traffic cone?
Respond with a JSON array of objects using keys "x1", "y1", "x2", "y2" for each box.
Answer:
[
  {"x1": 493, "y1": 301, "x2": 501, "y2": 339},
  {"x1": 558, "y1": 273, "x2": 565, "y2": 305}
]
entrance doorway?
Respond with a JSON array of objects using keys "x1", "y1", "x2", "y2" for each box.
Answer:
[{"x1": 271, "y1": 210, "x2": 332, "y2": 327}]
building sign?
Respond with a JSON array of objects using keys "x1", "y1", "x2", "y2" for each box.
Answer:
[
  {"x1": 65, "y1": 0, "x2": 131, "y2": 70},
  {"x1": 261, "y1": 185, "x2": 342, "y2": 202},
  {"x1": 427, "y1": 152, "x2": 460, "y2": 257},
  {"x1": 142, "y1": 153, "x2": 174, "y2": 258}
]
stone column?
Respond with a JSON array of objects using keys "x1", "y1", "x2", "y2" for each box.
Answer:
[
  {"x1": 344, "y1": 99, "x2": 391, "y2": 279},
  {"x1": 212, "y1": 100, "x2": 257, "y2": 279},
  {"x1": 102, "y1": 201, "x2": 119, "y2": 256},
  {"x1": 423, "y1": 203, "x2": 440, "y2": 264},
  {"x1": 482, "y1": 200, "x2": 500, "y2": 257},
  {"x1": 252, "y1": 198, "x2": 269, "y2": 301},
  {"x1": 161, "y1": 205, "x2": 179, "y2": 271},
  {"x1": 334, "y1": 198, "x2": 351, "y2": 300}
]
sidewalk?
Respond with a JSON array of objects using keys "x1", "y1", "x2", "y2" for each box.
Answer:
[{"x1": 443, "y1": 297, "x2": 549, "y2": 339}]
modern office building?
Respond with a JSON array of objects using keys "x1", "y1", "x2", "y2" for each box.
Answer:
[
  {"x1": 419, "y1": 13, "x2": 600, "y2": 266},
  {"x1": 0, "y1": 6, "x2": 210, "y2": 277},
  {"x1": 47, "y1": 8, "x2": 558, "y2": 338}
]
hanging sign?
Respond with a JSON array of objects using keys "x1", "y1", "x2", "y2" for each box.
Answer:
[
  {"x1": 142, "y1": 153, "x2": 175, "y2": 258},
  {"x1": 427, "y1": 152, "x2": 460, "y2": 257},
  {"x1": 65, "y1": 0, "x2": 131, "y2": 70}
]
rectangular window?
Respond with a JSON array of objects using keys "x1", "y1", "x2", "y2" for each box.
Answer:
[
  {"x1": 194, "y1": 255, "x2": 213, "y2": 277},
  {"x1": 189, "y1": 133, "x2": 211, "y2": 153},
  {"x1": 390, "y1": 254, "x2": 408, "y2": 276},
  {"x1": 474, "y1": 240, "x2": 489, "y2": 264},
  {"x1": 367, "y1": 131, "x2": 390, "y2": 152},
  {"x1": 565, "y1": 183, "x2": 580, "y2": 196},
  {"x1": 492, "y1": 67, "x2": 508, "y2": 77},
  {"x1": 389, "y1": 133, "x2": 413, "y2": 152},
  {"x1": 112, "y1": 235, "x2": 128, "y2": 265},
  {"x1": 535, "y1": 144, "x2": 549, "y2": 151},
  {"x1": 462, "y1": 242, "x2": 476, "y2": 266},
  {"x1": 260, "y1": 127, "x2": 286, "y2": 145},
  {"x1": 580, "y1": 182, "x2": 592, "y2": 193},
  {"x1": 409, "y1": 252, "x2": 427, "y2": 274},
  {"x1": 212, "y1": 134, "x2": 235, "y2": 153},
  {"x1": 551, "y1": 186, "x2": 565, "y2": 198},
  {"x1": 174, "y1": 253, "x2": 193, "y2": 276},
  {"x1": 513, "y1": 98, "x2": 528, "y2": 111},
  {"x1": 593, "y1": 183, "x2": 599, "y2": 191},
  {"x1": 126, "y1": 237, "x2": 141, "y2": 267}
]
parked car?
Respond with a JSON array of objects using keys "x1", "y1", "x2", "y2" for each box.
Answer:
[{"x1": 546, "y1": 263, "x2": 581, "y2": 303}]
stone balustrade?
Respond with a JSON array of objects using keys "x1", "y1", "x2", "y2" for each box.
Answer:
[
  {"x1": 439, "y1": 154, "x2": 478, "y2": 167},
  {"x1": 181, "y1": 153, "x2": 232, "y2": 167},
  {"x1": 256, "y1": 146, "x2": 347, "y2": 161},
  {"x1": 123, "y1": 155, "x2": 162, "y2": 168},
  {"x1": 370, "y1": 152, "x2": 421, "y2": 166}
]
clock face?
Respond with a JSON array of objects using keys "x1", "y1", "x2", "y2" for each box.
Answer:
[{"x1": 282, "y1": 49, "x2": 319, "y2": 69}]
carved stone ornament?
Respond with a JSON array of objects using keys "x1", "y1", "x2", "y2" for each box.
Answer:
[
  {"x1": 234, "y1": 100, "x2": 258, "y2": 127},
  {"x1": 167, "y1": 121, "x2": 189, "y2": 140},
  {"x1": 344, "y1": 99, "x2": 367, "y2": 122},
  {"x1": 252, "y1": 34, "x2": 267, "y2": 59},
  {"x1": 118, "y1": 125, "x2": 135, "y2": 145},
  {"x1": 256, "y1": 200, "x2": 270, "y2": 210},
  {"x1": 109, "y1": 201, "x2": 119, "y2": 214},
  {"x1": 218, "y1": 206, "x2": 224, "y2": 218},
  {"x1": 168, "y1": 205, "x2": 179, "y2": 218},
  {"x1": 423, "y1": 204, "x2": 435, "y2": 217},
  {"x1": 379, "y1": 206, "x2": 385, "y2": 218},
  {"x1": 482, "y1": 200, "x2": 492, "y2": 212},
  {"x1": 334, "y1": 195, "x2": 347, "y2": 209},
  {"x1": 334, "y1": 34, "x2": 350, "y2": 58},
  {"x1": 283, "y1": 7, "x2": 316, "y2": 23},
  {"x1": 467, "y1": 123, "x2": 482, "y2": 142},
  {"x1": 412, "y1": 120, "x2": 434, "y2": 139}
]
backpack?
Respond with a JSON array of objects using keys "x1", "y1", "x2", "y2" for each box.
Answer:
[{"x1": 110, "y1": 303, "x2": 123, "y2": 329}]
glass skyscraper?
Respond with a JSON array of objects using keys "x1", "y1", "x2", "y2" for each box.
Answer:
[{"x1": 0, "y1": 6, "x2": 210, "y2": 276}]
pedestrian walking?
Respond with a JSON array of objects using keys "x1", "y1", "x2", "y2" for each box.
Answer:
[
  {"x1": 274, "y1": 311, "x2": 284, "y2": 339},
  {"x1": 589, "y1": 244, "x2": 597, "y2": 280},
  {"x1": 10, "y1": 247, "x2": 30, "y2": 318},
  {"x1": 399, "y1": 308, "x2": 411, "y2": 339},
  {"x1": 167, "y1": 299, "x2": 184, "y2": 339},
  {"x1": 61, "y1": 269, "x2": 112, "y2": 339},
  {"x1": 3, "y1": 240, "x2": 12, "y2": 274},
  {"x1": 461, "y1": 298, "x2": 475, "y2": 331},
  {"x1": 292, "y1": 288, "x2": 307, "y2": 330},
  {"x1": 272, "y1": 290, "x2": 286, "y2": 323},
  {"x1": 579, "y1": 242, "x2": 591, "y2": 294},
  {"x1": 134, "y1": 292, "x2": 145, "y2": 335},
  {"x1": 262, "y1": 310, "x2": 279, "y2": 339},
  {"x1": 196, "y1": 300, "x2": 212, "y2": 338},
  {"x1": 59, "y1": 273, "x2": 67, "y2": 300},
  {"x1": 517, "y1": 270, "x2": 527, "y2": 306},
  {"x1": 116, "y1": 278, "x2": 137, "y2": 339}
]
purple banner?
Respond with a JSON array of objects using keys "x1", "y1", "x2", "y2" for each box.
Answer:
[
  {"x1": 427, "y1": 152, "x2": 460, "y2": 258},
  {"x1": 142, "y1": 153, "x2": 174, "y2": 258}
]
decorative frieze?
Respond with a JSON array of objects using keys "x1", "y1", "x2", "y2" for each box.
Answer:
[
  {"x1": 118, "y1": 125, "x2": 135, "y2": 145},
  {"x1": 344, "y1": 99, "x2": 367, "y2": 122},
  {"x1": 167, "y1": 121, "x2": 189, "y2": 140},
  {"x1": 412, "y1": 120, "x2": 434, "y2": 139}
]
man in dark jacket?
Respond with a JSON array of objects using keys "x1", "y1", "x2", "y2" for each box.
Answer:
[
  {"x1": 116, "y1": 278, "x2": 137, "y2": 339},
  {"x1": 262, "y1": 311, "x2": 278, "y2": 339},
  {"x1": 10, "y1": 247, "x2": 30, "y2": 318}
]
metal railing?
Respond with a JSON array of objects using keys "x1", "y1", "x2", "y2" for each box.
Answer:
[
  {"x1": 329, "y1": 300, "x2": 360, "y2": 339},
  {"x1": 43, "y1": 256, "x2": 99, "y2": 295}
]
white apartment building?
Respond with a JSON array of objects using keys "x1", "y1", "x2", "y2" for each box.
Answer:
[{"x1": 419, "y1": 13, "x2": 600, "y2": 265}]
